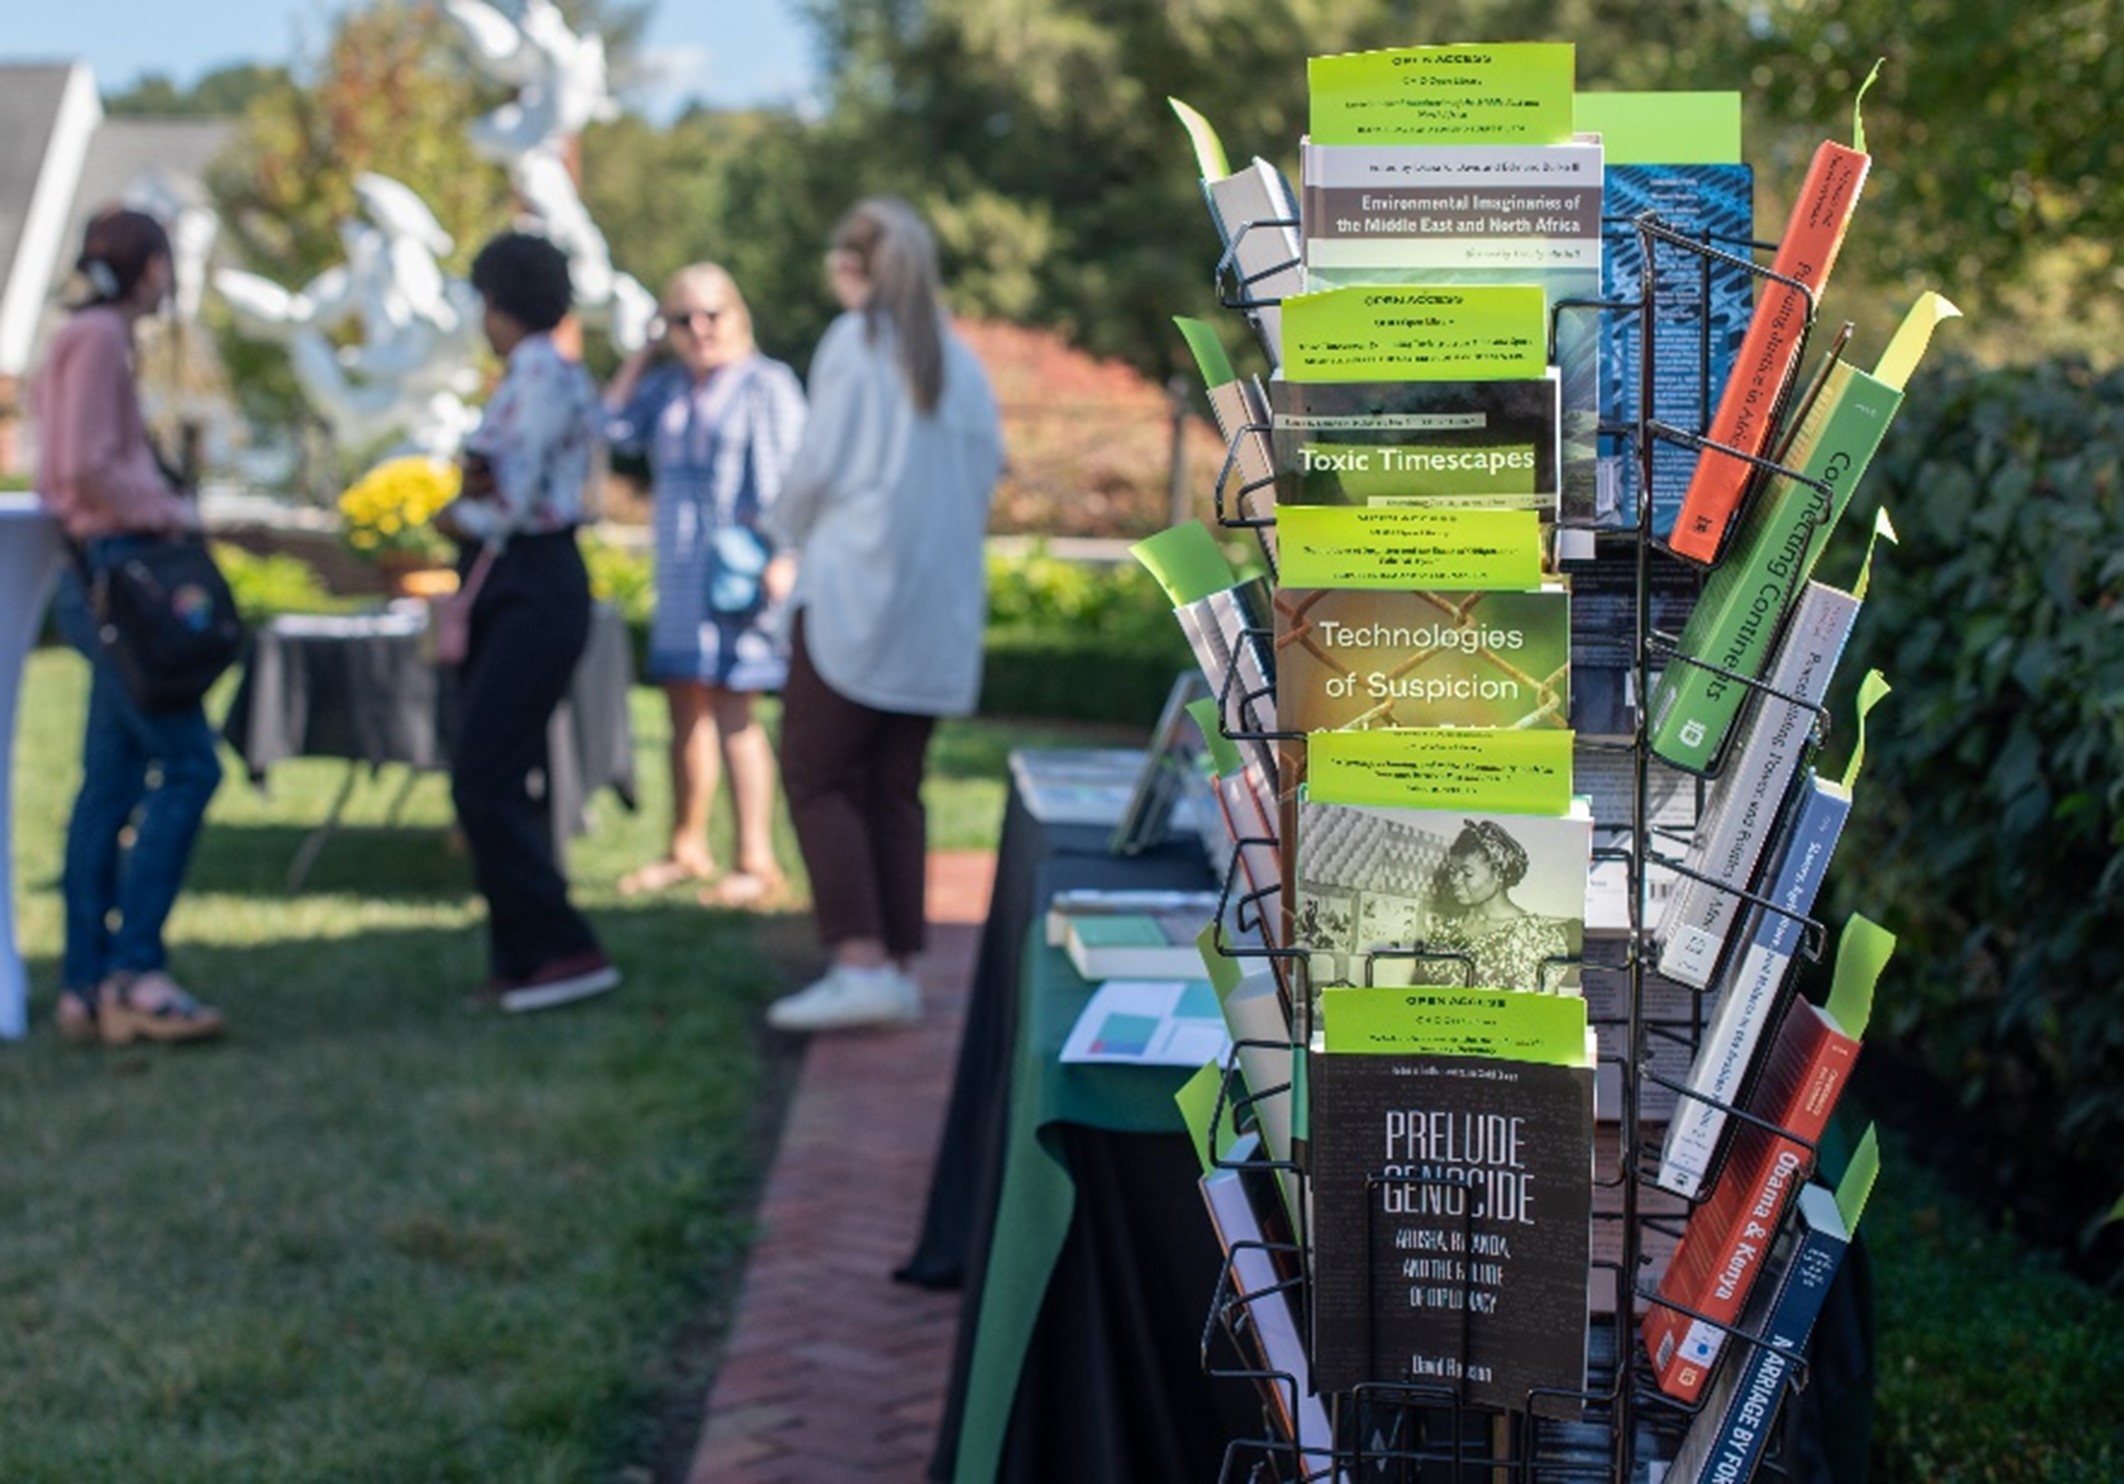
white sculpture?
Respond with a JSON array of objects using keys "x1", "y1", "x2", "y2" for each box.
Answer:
[
  {"x1": 442, "y1": 0, "x2": 654, "y2": 353},
  {"x1": 214, "y1": 172, "x2": 485, "y2": 459}
]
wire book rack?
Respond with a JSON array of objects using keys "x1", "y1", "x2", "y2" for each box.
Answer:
[{"x1": 1184, "y1": 204, "x2": 1861, "y2": 1483}]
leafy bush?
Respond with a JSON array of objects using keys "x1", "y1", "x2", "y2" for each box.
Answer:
[
  {"x1": 582, "y1": 535, "x2": 655, "y2": 627},
  {"x1": 1826, "y1": 358, "x2": 2124, "y2": 1246},
  {"x1": 210, "y1": 542, "x2": 346, "y2": 621},
  {"x1": 981, "y1": 542, "x2": 1194, "y2": 724}
]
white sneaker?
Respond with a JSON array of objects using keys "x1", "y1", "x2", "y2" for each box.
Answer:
[{"x1": 766, "y1": 964, "x2": 921, "y2": 1032}]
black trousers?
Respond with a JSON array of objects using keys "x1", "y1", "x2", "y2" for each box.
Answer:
[{"x1": 450, "y1": 531, "x2": 602, "y2": 982}]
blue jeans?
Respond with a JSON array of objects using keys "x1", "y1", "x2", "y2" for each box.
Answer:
[{"x1": 52, "y1": 538, "x2": 223, "y2": 994}]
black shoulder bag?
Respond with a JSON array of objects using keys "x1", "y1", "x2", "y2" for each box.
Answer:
[{"x1": 73, "y1": 536, "x2": 248, "y2": 713}]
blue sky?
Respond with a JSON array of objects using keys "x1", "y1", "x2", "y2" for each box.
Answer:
[{"x1": 7, "y1": 0, "x2": 821, "y2": 121}]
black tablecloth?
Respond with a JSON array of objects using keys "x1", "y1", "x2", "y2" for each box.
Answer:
[
  {"x1": 911, "y1": 774, "x2": 1255, "y2": 1481},
  {"x1": 221, "y1": 603, "x2": 637, "y2": 840}
]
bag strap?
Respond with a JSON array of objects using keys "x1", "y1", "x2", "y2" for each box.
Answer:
[{"x1": 458, "y1": 541, "x2": 501, "y2": 607}]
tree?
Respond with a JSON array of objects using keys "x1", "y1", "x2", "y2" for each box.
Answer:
[{"x1": 103, "y1": 63, "x2": 292, "y2": 118}]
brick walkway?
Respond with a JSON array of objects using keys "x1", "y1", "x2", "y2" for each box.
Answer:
[{"x1": 685, "y1": 850, "x2": 995, "y2": 1484}]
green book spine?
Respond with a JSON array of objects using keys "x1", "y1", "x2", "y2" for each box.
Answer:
[{"x1": 1647, "y1": 360, "x2": 1902, "y2": 771}]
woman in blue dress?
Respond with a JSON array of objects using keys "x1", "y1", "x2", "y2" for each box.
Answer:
[{"x1": 605, "y1": 263, "x2": 806, "y2": 904}]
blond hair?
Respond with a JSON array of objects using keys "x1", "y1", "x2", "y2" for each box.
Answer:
[
  {"x1": 659, "y1": 261, "x2": 757, "y2": 355},
  {"x1": 830, "y1": 197, "x2": 945, "y2": 413}
]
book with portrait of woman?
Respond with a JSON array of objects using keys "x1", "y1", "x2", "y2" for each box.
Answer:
[{"x1": 1295, "y1": 797, "x2": 1592, "y2": 997}]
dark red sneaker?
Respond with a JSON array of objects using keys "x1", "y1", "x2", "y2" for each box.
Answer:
[{"x1": 500, "y1": 953, "x2": 621, "y2": 1013}]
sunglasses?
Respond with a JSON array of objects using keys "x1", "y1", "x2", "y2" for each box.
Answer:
[{"x1": 664, "y1": 307, "x2": 726, "y2": 331}]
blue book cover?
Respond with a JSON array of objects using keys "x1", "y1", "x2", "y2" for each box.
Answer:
[
  {"x1": 1596, "y1": 163, "x2": 1754, "y2": 535},
  {"x1": 1665, "y1": 1133, "x2": 1878, "y2": 1484},
  {"x1": 1658, "y1": 772, "x2": 1853, "y2": 1199}
]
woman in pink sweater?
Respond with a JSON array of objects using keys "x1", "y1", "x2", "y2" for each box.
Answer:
[{"x1": 32, "y1": 207, "x2": 225, "y2": 1044}]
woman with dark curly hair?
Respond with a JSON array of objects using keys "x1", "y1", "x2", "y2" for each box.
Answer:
[
  {"x1": 437, "y1": 230, "x2": 617, "y2": 1012},
  {"x1": 1426, "y1": 820, "x2": 1575, "y2": 994}
]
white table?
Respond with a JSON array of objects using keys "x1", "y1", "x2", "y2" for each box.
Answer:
[{"x1": 0, "y1": 497, "x2": 62, "y2": 1040}]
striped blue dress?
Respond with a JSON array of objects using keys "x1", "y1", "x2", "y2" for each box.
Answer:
[{"x1": 607, "y1": 355, "x2": 807, "y2": 689}]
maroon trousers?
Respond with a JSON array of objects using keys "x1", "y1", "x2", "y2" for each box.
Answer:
[{"x1": 778, "y1": 613, "x2": 936, "y2": 958}]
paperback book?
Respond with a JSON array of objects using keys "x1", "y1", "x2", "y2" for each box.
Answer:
[
  {"x1": 1559, "y1": 534, "x2": 1701, "y2": 738},
  {"x1": 1307, "y1": 1042, "x2": 1595, "y2": 1412},
  {"x1": 1657, "y1": 770, "x2": 1852, "y2": 1200},
  {"x1": 1295, "y1": 796, "x2": 1592, "y2": 997},
  {"x1": 1270, "y1": 374, "x2": 1563, "y2": 514},
  {"x1": 1654, "y1": 581, "x2": 1862, "y2": 986},
  {"x1": 1656, "y1": 670, "x2": 1886, "y2": 1197},
  {"x1": 1644, "y1": 916, "x2": 1892, "y2": 1402},
  {"x1": 1133, "y1": 521, "x2": 1280, "y2": 785},
  {"x1": 1064, "y1": 908, "x2": 1223, "y2": 982},
  {"x1": 1171, "y1": 99, "x2": 1303, "y2": 367},
  {"x1": 1298, "y1": 136, "x2": 1604, "y2": 522},
  {"x1": 1665, "y1": 1130, "x2": 1880, "y2": 1484},
  {"x1": 1199, "y1": 1133, "x2": 1336, "y2": 1465},
  {"x1": 1646, "y1": 291, "x2": 1955, "y2": 772},
  {"x1": 1175, "y1": 317, "x2": 1278, "y2": 563},
  {"x1": 1274, "y1": 585, "x2": 1571, "y2": 735},
  {"x1": 1667, "y1": 71, "x2": 1877, "y2": 563}
]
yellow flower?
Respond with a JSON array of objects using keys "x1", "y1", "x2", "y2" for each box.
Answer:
[{"x1": 337, "y1": 456, "x2": 461, "y2": 564}]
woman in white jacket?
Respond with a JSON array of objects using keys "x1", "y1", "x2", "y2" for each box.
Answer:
[{"x1": 760, "y1": 198, "x2": 1003, "y2": 1032}]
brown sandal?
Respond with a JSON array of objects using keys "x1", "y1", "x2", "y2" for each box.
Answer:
[{"x1": 98, "y1": 972, "x2": 225, "y2": 1046}]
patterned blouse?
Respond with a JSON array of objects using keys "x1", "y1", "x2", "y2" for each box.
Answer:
[
  {"x1": 450, "y1": 332, "x2": 602, "y2": 543},
  {"x1": 1425, "y1": 912, "x2": 1577, "y2": 994}
]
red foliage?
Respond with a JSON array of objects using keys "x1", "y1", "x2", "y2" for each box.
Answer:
[{"x1": 955, "y1": 319, "x2": 1230, "y2": 539}]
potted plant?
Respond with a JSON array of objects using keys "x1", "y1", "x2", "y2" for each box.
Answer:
[{"x1": 337, "y1": 455, "x2": 460, "y2": 597}]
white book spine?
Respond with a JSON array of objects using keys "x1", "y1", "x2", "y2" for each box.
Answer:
[
  {"x1": 1174, "y1": 578, "x2": 1277, "y2": 784},
  {"x1": 1656, "y1": 778, "x2": 1851, "y2": 1198},
  {"x1": 1200, "y1": 1164, "x2": 1334, "y2": 1461},
  {"x1": 1656, "y1": 584, "x2": 1858, "y2": 989}
]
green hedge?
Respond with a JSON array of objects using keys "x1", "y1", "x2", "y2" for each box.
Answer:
[
  {"x1": 1826, "y1": 357, "x2": 2124, "y2": 1246},
  {"x1": 979, "y1": 544, "x2": 1194, "y2": 725}
]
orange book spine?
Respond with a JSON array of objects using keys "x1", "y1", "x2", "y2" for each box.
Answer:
[
  {"x1": 1667, "y1": 139, "x2": 1871, "y2": 563},
  {"x1": 1641, "y1": 1004, "x2": 1859, "y2": 1400}
]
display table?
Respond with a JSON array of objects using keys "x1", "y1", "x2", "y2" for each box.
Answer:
[
  {"x1": 917, "y1": 768, "x2": 1257, "y2": 1482},
  {"x1": 0, "y1": 498, "x2": 63, "y2": 1040},
  {"x1": 221, "y1": 604, "x2": 637, "y2": 886}
]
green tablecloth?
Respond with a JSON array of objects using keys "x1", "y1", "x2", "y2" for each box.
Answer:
[{"x1": 951, "y1": 934, "x2": 1196, "y2": 1484}]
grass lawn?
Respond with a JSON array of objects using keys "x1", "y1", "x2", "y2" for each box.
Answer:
[{"x1": 1, "y1": 645, "x2": 1103, "y2": 1482}]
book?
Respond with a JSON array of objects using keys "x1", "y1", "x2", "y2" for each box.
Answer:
[
  {"x1": 1199, "y1": 1132, "x2": 1337, "y2": 1465},
  {"x1": 1657, "y1": 771, "x2": 1852, "y2": 1200},
  {"x1": 1058, "y1": 977, "x2": 1230, "y2": 1067},
  {"x1": 1172, "y1": 100, "x2": 1303, "y2": 367},
  {"x1": 1044, "y1": 888, "x2": 1226, "y2": 949},
  {"x1": 1295, "y1": 797, "x2": 1592, "y2": 997},
  {"x1": 1065, "y1": 909, "x2": 1220, "y2": 981},
  {"x1": 1298, "y1": 136, "x2": 1605, "y2": 521},
  {"x1": 1577, "y1": 739, "x2": 1695, "y2": 941},
  {"x1": 1132, "y1": 521, "x2": 1280, "y2": 785},
  {"x1": 1594, "y1": 160, "x2": 1754, "y2": 535},
  {"x1": 1270, "y1": 374, "x2": 1563, "y2": 514},
  {"x1": 1560, "y1": 534, "x2": 1701, "y2": 738},
  {"x1": 1222, "y1": 970, "x2": 1300, "y2": 1224},
  {"x1": 1306, "y1": 1041, "x2": 1596, "y2": 1412},
  {"x1": 1575, "y1": 90, "x2": 1754, "y2": 537},
  {"x1": 1643, "y1": 915, "x2": 1892, "y2": 1402},
  {"x1": 1645, "y1": 291, "x2": 1956, "y2": 771},
  {"x1": 1274, "y1": 585, "x2": 1572, "y2": 735},
  {"x1": 1175, "y1": 317, "x2": 1278, "y2": 565},
  {"x1": 1666, "y1": 71, "x2": 1878, "y2": 563},
  {"x1": 1665, "y1": 1129, "x2": 1880, "y2": 1484},
  {"x1": 1654, "y1": 580, "x2": 1861, "y2": 986},
  {"x1": 1007, "y1": 746, "x2": 1148, "y2": 828}
]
